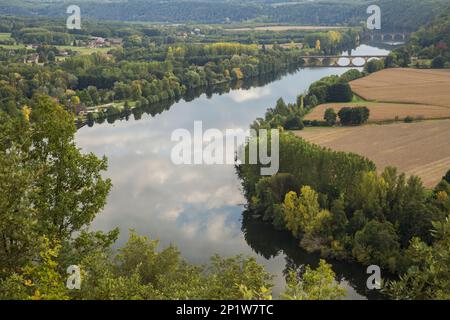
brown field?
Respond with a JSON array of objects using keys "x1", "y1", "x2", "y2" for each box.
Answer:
[
  {"x1": 293, "y1": 119, "x2": 450, "y2": 188},
  {"x1": 304, "y1": 101, "x2": 450, "y2": 122},
  {"x1": 350, "y1": 68, "x2": 450, "y2": 108},
  {"x1": 228, "y1": 25, "x2": 345, "y2": 32}
]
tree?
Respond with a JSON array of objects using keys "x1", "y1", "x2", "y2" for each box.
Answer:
[
  {"x1": 282, "y1": 186, "x2": 331, "y2": 240},
  {"x1": 315, "y1": 39, "x2": 321, "y2": 51},
  {"x1": 353, "y1": 220, "x2": 400, "y2": 272},
  {"x1": 365, "y1": 59, "x2": 384, "y2": 73},
  {"x1": 47, "y1": 51, "x2": 56, "y2": 63},
  {"x1": 330, "y1": 197, "x2": 348, "y2": 240},
  {"x1": 386, "y1": 216, "x2": 450, "y2": 300},
  {"x1": 338, "y1": 106, "x2": 370, "y2": 125},
  {"x1": 281, "y1": 260, "x2": 346, "y2": 300},
  {"x1": 431, "y1": 56, "x2": 445, "y2": 68},
  {"x1": 444, "y1": 169, "x2": 450, "y2": 183},
  {"x1": 0, "y1": 96, "x2": 111, "y2": 275},
  {"x1": 29, "y1": 96, "x2": 112, "y2": 239},
  {"x1": 324, "y1": 108, "x2": 337, "y2": 126},
  {"x1": 326, "y1": 83, "x2": 353, "y2": 102},
  {"x1": 284, "y1": 116, "x2": 304, "y2": 130}
]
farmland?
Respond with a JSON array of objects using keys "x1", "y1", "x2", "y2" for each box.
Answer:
[
  {"x1": 305, "y1": 68, "x2": 450, "y2": 122},
  {"x1": 294, "y1": 119, "x2": 450, "y2": 188},
  {"x1": 304, "y1": 101, "x2": 450, "y2": 122},
  {"x1": 350, "y1": 68, "x2": 450, "y2": 108},
  {"x1": 227, "y1": 25, "x2": 346, "y2": 32}
]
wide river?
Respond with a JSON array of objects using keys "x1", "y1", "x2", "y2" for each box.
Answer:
[{"x1": 76, "y1": 44, "x2": 392, "y2": 299}]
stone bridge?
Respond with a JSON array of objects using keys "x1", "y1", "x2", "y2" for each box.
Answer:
[
  {"x1": 299, "y1": 55, "x2": 388, "y2": 67},
  {"x1": 364, "y1": 32, "x2": 410, "y2": 42}
]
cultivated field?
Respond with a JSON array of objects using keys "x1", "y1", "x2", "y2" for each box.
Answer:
[
  {"x1": 294, "y1": 119, "x2": 450, "y2": 188},
  {"x1": 304, "y1": 101, "x2": 450, "y2": 122},
  {"x1": 350, "y1": 68, "x2": 450, "y2": 108},
  {"x1": 228, "y1": 25, "x2": 345, "y2": 32}
]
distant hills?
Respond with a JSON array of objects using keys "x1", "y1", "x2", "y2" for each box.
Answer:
[{"x1": 0, "y1": 0, "x2": 449, "y2": 31}]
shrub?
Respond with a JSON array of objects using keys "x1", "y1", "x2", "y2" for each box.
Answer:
[
  {"x1": 338, "y1": 106, "x2": 370, "y2": 125},
  {"x1": 324, "y1": 108, "x2": 337, "y2": 126},
  {"x1": 327, "y1": 82, "x2": 353, "y2": 102},
  {"x1": 284, "y1": 116, "x2": 304, "y2": 130},
  {"x1": 404, "y1": 116, "x2": 414, "y2": 123},
  {"x1": 365, "y1": 59, "x2": 384, "y2": 73},
  {"x1": 431, "y1": 56, "x2": 445, "y2": 69},
  {"x1": 444, "y1": 169, "x2": 450, "y2": 183}
]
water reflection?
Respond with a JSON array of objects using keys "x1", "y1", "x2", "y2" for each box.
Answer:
[
  {"x1": 242, "y1": 213, "x2": 386, "y2": 300},
  {"x1": 76, "y1": 44, "x2": 393, "y2": 299}
]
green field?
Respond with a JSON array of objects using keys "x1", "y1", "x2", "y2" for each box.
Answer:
[
  {"x1": 0, "y1": 33, "x2": 12, "y2": 40},
  {"x1": 54, "y1": 45, "x2": 113, "y2": 55}
]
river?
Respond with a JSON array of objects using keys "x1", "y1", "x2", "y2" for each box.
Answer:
[{"x1": 76, "y1": 44, "x2": 392, "y2": 300}]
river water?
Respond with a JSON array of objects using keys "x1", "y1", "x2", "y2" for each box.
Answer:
[{"x1": 76, "y1": 44, "x2": 391, "y2": 299}]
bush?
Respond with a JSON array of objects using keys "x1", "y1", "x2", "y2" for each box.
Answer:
[
  {"x1": 338, "y1": 106, "x2": 370, "y2": 125},
  {"x1": 431, "y1": 56, "x2": 445, "y2": 69},
  {"x1": 324, "y1": 108, "x2": 337, "y2": 126},
  {"x1": 404, "y1": 116, "x2": 414, "y2": 123},
  {"x1": 365, "y1": 59, "x2": 384, "y2": 73},
  {"x1": 284, "y1": 116, "x2": 304, "y2": 130},
  {"x1": 327, "y1": 82, "x2": 353, "y2": 102},
  {"x1": 444, "y1": 169, "x2": 450, "y2": 183}
]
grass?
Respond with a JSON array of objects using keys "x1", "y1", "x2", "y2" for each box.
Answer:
[
  {"x1": 0, "y1": 44, "x2": 26, "y2": 49},
  {"x1": 227, "y1": 25, "x2": 347, "y2": 32},
  {"x1": 0, "y1": 33, "x2": 12, "y2": 40},
  {"x1": 54, "y1": 45, "x2": 113, "y2": 55}
]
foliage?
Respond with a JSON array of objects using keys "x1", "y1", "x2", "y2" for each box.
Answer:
[
  {"x1": 431, "y1": 55, "x2": 445, "y2": 68},
  {"x1": 324, "y1": 108, "x2": 337, "y2": 126},
  {"x1": 281, "y1": 260, "x2": 346, "y2": 300},
  {"x1": 326, "y1": 83, "x2": 353, "y2": 103},
  {"x1": 353, "y1": 220, "x2": 400, "y2": 272},
  {"x1": 386, "y1": 216, "x2": 450, "y2": 300},
  {"x1": 338, "y1": 106, "x2": 370, "y2": 125},
  {"x1": 365, "y1": 59, "x2": 385, "y2": 74}
]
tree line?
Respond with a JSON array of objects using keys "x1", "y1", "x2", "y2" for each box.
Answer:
[
  {"x1": 0, "y1": 95, "x2": 348, "y2": 300},
  {"x1": 237, "y1": 131, "x2": 450, "y2": 299},
  {"x1": 251, "y1": 69, "x2": 367, "y2": 130}
]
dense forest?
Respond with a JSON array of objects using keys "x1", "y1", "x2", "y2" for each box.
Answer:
[{"x1": 1, "y1": 0, "x2": 449, "y2": 31}]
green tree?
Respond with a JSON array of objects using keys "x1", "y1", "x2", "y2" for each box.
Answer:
[
  {"x1": 386, "y1": 216, "x2": 450, "y2": 300},
  {"x1": 29, "y1": 96, "x2": 112, "y2": 239},
  {"x1": 327, "y1": 82, "x2": 353, "y2": 102},
  {"x1": 444, "y1": 169, "x2": 450, "y2": 183},
  {"x1": 353, "y1": 220, "x2": 400, "y2": 272},
  {"x1": 282, "y1": 186, "x2": 332, "y2": 247},
  {"x1": 0, "y1": 96, "x2": 111, "y2": 275},
  {"x1": 324, "y1": 108, "x2": 337, "y2": 126},
  {"x1": 281, "y1": 260, "x2": 346, "y2": 300},
  {"x1": 431, "y1": 56, "x2": 445, "y2": 68}
]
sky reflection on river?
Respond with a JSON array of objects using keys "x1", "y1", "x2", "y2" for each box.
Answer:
[{"x1": 76, "y1": 44, "x2": 391, "y2": 299}]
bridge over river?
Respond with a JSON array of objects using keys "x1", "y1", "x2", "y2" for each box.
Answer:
[{"x1": 299, "y1": 54, "x2": 388, "y2": 67}]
